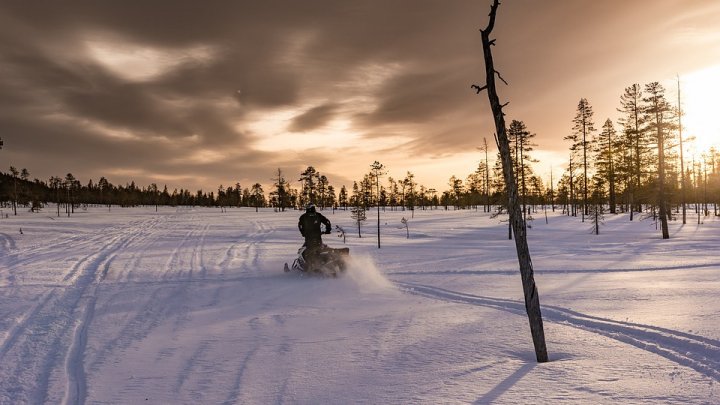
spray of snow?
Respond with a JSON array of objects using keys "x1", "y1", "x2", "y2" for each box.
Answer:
[{"x1": 343, "y1": 254, "x2": 394, "y2": 291}]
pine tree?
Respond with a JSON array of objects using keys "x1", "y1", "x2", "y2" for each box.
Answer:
[
  {"x1": 567, "y1": 153, "x2": 577, "y2": 216},
  {"x1": 643, "y1": 81, "x2": 674, "y2": 239},
  {"x1": 234, "y1": 183, "x2": 242, "y2": 207},
  {"x1": 250, "y1": 183, "x2": 264, "y2": 212},
  {"x1": 477, "y1": 137, "x2": 492, "y2": 212},
  {"x1": 326, "y1": 185, "x2": 336, "y2": 209},
  {"x1": 350, "y1": 205, "x2": 366, "y2": 238},
  {"x1": 360, "y1": 174, "x2": 372, "y2": 208},
  {"x1": 529, "y1": 175, "x2": 545, "y2": 214},
  {"x1": 491, "y1": 151, "x2": 512, "y2": 236},
  {"x1": 677, "y1": 75, "x2": 688, "y2": 224},
  {"x1": 9, "y1": 166, "x2": 19, "y2": 215},
  {"x1": 64, "y1": 173, "x2": 76, "y2": 216},
  {"x1": 465, "y1": 172, "x2": 482, "y2": 209},
  {"x1": 589, "y1": 175, "x2": 606, "y2": 235},
  {"x1": 594, "y1": 119, "x2": 619, "y2": 213},
  {"x1": 567, "y1": 98, "x2": 596, "y2": 221},
  {"x1": 403, "y1": 171, "x2": 417, "y2": 216},
  {"x1": 351, "y1": 181, "x2": 360, "y2": 207},
  {"x1": 427, "y1": 188, "x2": 438, "y2": 209},
  {"x1": 338, "y1": 185, "x2": 348, "y2": 210},
  {"x1": 300, "y1": 166, "x2": 319, "y2": 204},
  {"x1": 556, "y1": 173, "x2": 571, "y2": 215},
  {"x1": 317, "y1": 175, "x2": 329, "y2": 209},
  {"x1": 49, "y1": 176, "x2": 62, "y2": 216},
  {"x1": 387, "y1": 177, "x2": 399, "y2": 210},
  {"x1": 617, "y1": 84, "x2": 646, "y2": 220},
  {"x1": 418, "y1": 185, "x2": 427, "y2": 210},
  {"x1": 272, "y1": 168, "x2": 289, "y2": 212},
  {"x1": 20, "y1": 168, "x2": 30, "y2": 210},
  {"x1": 509, "y1": 120, "x2": 538, "y2": 222},
  {"x1": 448, "y1": 175, "x2": 463, "y2": 209}
]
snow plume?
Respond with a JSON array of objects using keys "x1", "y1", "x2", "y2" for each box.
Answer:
[{"x1": 344, "y1": 254, "x2": 393, "y2": 291}]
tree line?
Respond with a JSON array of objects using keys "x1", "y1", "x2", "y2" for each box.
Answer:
[
  {"x1": 0, "y1": 170, "x2": 269, "y2": 216},
  {"x1": 555, "y1": 82, "x2": 720, "y2": 238},
  {"x1": 0, "y1": 159, "x2": 507, "y2": 217},
  {"x1": 2, "y1": 83, "x2": 719, "y2": 224}
]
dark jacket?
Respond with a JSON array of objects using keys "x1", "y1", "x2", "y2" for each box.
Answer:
[{"x1": 298, "y1": 211, "x2": 331, "y2": 247}]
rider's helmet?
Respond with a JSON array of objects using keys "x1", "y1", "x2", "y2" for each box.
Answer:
[{"x1": 306, "y1": 203, "x2": 316, "y2": 214}]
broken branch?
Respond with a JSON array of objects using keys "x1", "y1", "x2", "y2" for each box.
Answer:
[
  {"x1": 495, "y1": 70, "x2": 508, "y2": 85},
  {"x1": 471, "y1": 84, "x2": 488, "y2": 94}
]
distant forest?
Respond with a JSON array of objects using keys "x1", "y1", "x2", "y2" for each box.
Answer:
[{"x1": 1, "y1": 81, "x2": 719, "y2": 221}]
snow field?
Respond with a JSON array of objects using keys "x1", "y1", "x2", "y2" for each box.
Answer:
[{"x1": 0, "y1": 206, "x2": 718, "y2": 404}]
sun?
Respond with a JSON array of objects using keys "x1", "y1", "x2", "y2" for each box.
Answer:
[{"x1": 681, "y1": 65, "x2": 720, "y2": 154}]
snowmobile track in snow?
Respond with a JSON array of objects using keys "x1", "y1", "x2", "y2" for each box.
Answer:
[
  {"x1": 0, "y1": 217, "x2": 163, "y2": 404},
  {"x1": 395, "y1": 281, "x2": 720, "y2": 382}
]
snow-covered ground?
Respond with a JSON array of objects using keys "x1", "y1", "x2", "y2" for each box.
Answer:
[{"x1": 0, "y1": 205, "x2": 718, "y2": 404}]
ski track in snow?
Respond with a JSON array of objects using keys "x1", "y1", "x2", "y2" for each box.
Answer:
[
  {"x1": 0, "y1": 216, "x2": 163, "y2": 404},
  {"x1": 395, "y1": 281, "x2": 720, "y2": 382}
]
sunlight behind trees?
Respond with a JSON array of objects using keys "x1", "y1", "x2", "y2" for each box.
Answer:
[{"x1": 681, "y1": 64, "x2": 720, "y2": 154}]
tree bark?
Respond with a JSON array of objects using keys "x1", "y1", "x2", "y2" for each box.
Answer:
[{"x1": 476, "y1": 0, "x2": 548, "y2": 362}]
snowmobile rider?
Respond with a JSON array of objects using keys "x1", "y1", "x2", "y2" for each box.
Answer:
[{"x1": 298, "y1": 203, "x2": 332, "y2": 249}]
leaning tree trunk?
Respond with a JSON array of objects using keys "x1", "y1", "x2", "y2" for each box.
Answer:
[{"x1": 474, "y1": 0, "x2": 548, "y2": 362}]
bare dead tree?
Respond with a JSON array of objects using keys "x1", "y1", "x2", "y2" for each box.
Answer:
[
  {"x1": 472, "y1": 0, "x2": 548, "y2": 362},
  {"x1": 371, "y1": 161, "x2": 386, "y2": 248}
]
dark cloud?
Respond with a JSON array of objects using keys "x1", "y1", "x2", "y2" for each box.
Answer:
[
  {"x1": 0, "y1": 0, "x2": 718, "y2": 191},
  {"x1": 288, "y1": 103, "x2": 339, "y2": 132},
  {"x1": 359, "y1": 69, "x2": 473, "y2": 125}
]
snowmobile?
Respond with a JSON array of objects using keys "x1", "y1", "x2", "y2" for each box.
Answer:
[{"x1": 284, "y1": 244, "x2": 350, "y2": 277}]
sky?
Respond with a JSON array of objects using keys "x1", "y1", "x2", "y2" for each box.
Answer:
[{"x1": 1, "y1": 0, "x2": 719, "y2": 194}]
